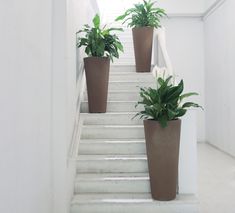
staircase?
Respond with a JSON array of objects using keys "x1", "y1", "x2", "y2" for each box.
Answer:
[{"x1": 70, "y1": 65, "x2": 198, "y2": 213}]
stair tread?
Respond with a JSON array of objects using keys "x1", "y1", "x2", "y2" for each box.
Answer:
[
  {"x1": 82, "y1": 100, "x2": 137, "y2": 103},
  {"x1": 81, "y1": 112, "x2": 137, "y2": 116},
  {"x1": 71, "y1": 193, "x2": 198, "y2": 204},
  {"x1": 77, "y1": 154, "x2": 147, "y2": 161},
  {"x1": 84, "y1": 90, "x2": 140, "y2": 94},
  {"x1": 76, "y1": 173, "x2": 149, "y2": 181},
  {"x1": 82, "y1": 125, "x2": 142, "y2": 128},
  {"x1": 109, "y1": 80, "x2": 153, "y2": 83},
  {"x1": 110, "y1": 72, "x2": 152, "y2": 75},
  {"x1": 80, "y1": 139, "x2": 145, "y2": 143}
]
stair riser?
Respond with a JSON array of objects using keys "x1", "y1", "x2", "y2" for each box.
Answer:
[
  {"x1": 82, "y1": 114, "x2": 142, "y2": 125},
  {"x1": 81, "y1": 102, "x2": 143, "y2": 112},
  {"x1": 84, "y1": 92, "x2": 140, "y2": 101},
  {"x1": 76, "y1": 160, "x2": 148, "y2": 173},
  {"x1": 71, "y1": 204, "x2": 198, "y2": 213},
  {"x1": 78, "y1": 142, "x2": 146, "y2": 155},
  {"x1": 81, "y1": 127, "x2": 145, "y2": 139},
  {"x1": 109, "y1": 75, "x2": 153, "y2": 82},
  {"x1": 109, "y1": 82, "x2": 155, "y2": 90},
  {"x1": 75, "y1": 179, "x2": 150, "y2": 194},
  {"x1": 110, "y1": 66, "x2": 136, "y2": 72}
]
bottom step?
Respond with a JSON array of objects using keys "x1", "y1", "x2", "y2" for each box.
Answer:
[{"x1": 71, "y1": 193, "x2": 198, "y2": 213}]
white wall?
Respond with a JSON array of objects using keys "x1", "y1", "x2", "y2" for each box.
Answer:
[
  {"x1": 0, "y1": 0, "x2": 97, "y2": 213},
  {"x1": 204, "y1": 0, "x2": 235, "y2": 156},
  {"x1": 0, "y1": 0, "x2": 52, "y2": 213}
]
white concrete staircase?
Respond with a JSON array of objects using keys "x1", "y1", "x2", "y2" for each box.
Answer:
[{"x1": 70, "y1": 65, "x2": 198, "y2": 213}]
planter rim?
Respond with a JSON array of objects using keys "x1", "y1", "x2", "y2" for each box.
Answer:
[
  {"x1": 144, "y1": 119, "x2": 181, "y2": 123},
  {"x1": 132, "y1": 26, "x2": 154, "y2": 30},
  {"x1": 84, "y1": 56, "x2": 110, "y2": 60}
]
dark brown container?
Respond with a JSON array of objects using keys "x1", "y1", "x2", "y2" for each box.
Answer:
[
  {"x1": 132, "y1": 27, "x2": 154, "y2": 72},
  {"x1": 143, "y1": 119, "x2": 181, "y2": 201},
  {"x1": 84, "y1": 57, "x2": 110, "y2": 113}
]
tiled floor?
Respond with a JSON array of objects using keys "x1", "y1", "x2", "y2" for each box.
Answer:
[{"x1": 198, "y1": 143, "x2": 235, "y2": 213}]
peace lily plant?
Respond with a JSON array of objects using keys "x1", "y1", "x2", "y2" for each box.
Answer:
[
  {"x1": 134, "y1": 73, "x2": 202, "y2": 201},
  {"x1": 116, "y1": 0, "x2": 166, "y2": 28},
  {"x1": 77, "y1": 14, "x2": 123, "y2": 62},
  {"x1": 134, "y1": 74, "x2": 202, "y2": 128},
  {"x1": 115, "y1": 0, "x2": 166, "y2": 72},
  {"x1": 77, "y1": 14, "x2": 123, "y2": 113}
]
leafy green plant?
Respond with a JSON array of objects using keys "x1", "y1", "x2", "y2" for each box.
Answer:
[
  {"x1": 115, "y1": 0, "x2": 166, "y2": 28},
  {"x1": 77, "y1": 14, "x2": 124, "y2": 61},
  {"x1": 134, "y1": 75, "x2": 202, "y2": 128}
]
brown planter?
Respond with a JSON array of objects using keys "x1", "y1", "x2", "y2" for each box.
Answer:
[
  {"x1": 84, "y1": 57, "x2": 110, "y2": 113},
  {"x1": 132, "y1": 27, "x2": 154, "y2": 72},
  {"x1": 143, "y1": 119, "x2": 181, "y2": 201}
]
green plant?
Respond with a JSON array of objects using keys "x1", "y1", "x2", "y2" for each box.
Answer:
[
  {"x1": 115, "y1": 0, "x2": 166, "y2": 28},
  {"x1": 134, "y1": 75, "x2": 202, "y2": 128},
  {"x1": 77, "y1": 14, "x2": 124, "y2": 61}
]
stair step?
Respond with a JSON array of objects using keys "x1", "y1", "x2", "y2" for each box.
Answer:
[
  {"x1": 81, "y1": 112, "x2": 142, "y2": 125},
  {"x1": 75, "y1": 173, "x2": 150, "y2": 194},
  {"x1": 81, "y1": 101, "x2": 142, "y2": 112},
  {"x1": 71, "y1": 193, "x2": 198, "y2": 213},
  {"x1": 108, "y1": 81, "x2": 155, "y2": 90},
  {"x1": 109, "y1": 73, "x2": 153, "y2": 81},
  {"x1": 76, "y1": 155, "x2": 148, "y2": 173},
  {"x1": 81, "y1": 125, "x2": 144, "y2": 139},
  {"x1": 79, "y1": 139, "x2": 146, "y2": 155},
  {"x1": 110, "y1": 65, "x2": 136, "y2": 73},
  {"x1": 84, "y1": 91, "x2": 140, "y2": 101}
]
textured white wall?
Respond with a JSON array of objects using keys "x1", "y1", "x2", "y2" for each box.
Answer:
[{"x1": 204, "y1": 0, "x2": 235, "y2": 156}]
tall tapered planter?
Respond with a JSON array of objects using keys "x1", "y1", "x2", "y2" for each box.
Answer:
[
  {"x1": 144, "y1": 119, "x2": 181, "y2": 201},
  {"x1": 84, "y1": 57, "x2": 110, "y2": 113},
  {"x1": 132, "y1": 27, "x2": 154, "y2": 72}
]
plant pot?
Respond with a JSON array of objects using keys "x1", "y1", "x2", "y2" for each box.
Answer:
[
  {"x1": 84, "y1": 57, "x2": 110, "y2": 113},
  {"x1": 143, "y1": 119, "x2": 181, "y2": 201},
  {"x1": 132, "y1": 27, "x2": 154, "y2": 72}
]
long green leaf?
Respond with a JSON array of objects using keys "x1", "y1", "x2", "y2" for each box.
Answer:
[{"x1": 93, "y1": 14, "x2": 100, "y2": 28}]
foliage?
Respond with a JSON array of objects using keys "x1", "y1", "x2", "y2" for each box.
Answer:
[
  {"x1": 77, "y1": 14, "x2": 124, "y2": 61},
  {"x1": 134, "y1": 75, "x2": 202, "y2": 128},
  {"x1": 115, "y1": 0, "x2": 166, "y2": 28}
]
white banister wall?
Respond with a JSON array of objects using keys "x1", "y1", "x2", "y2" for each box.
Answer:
[
  {"x1": 53, "y1": 1, "x2": 98, "y2": 213},
  {"x1": 65, "y1": 1, "x2": 98, "y2": 212},
  {"x1": 204, "y1": 0, "x2": 235, "y2": 156}
]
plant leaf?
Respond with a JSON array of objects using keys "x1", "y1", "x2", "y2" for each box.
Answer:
[
  {"x1": 93, "y1": 14, "x2": 100, "y2": 28},
  {"x1": 180, "y1": 92, "x2": 198, "y2": 101}
]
